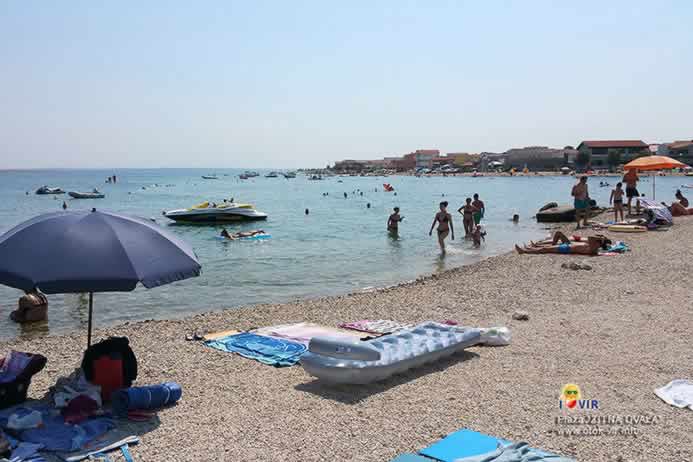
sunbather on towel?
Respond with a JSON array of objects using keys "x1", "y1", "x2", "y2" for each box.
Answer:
[{"x1": 516, "y1": 235, "x2": 610, "y2": 256}]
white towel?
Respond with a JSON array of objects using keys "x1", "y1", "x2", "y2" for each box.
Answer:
[{"x1": 654, "y1": 379, "x2": 693, "y2": 410}]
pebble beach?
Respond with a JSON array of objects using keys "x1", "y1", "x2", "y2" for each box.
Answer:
[{"x1": 1, "y1": 214, "x2": 691, "y2": 462}]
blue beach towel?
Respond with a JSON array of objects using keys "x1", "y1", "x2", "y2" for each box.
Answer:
[
  {"x1": 0, "y1": 404, "x2": 114, "y2": 452},
  {"x1": 205, "y1": 332, "x2": 306, "y2": 367},
  {"x1": 420, "y1": 429, "x2": 508, "y2": 462},
  {"x1": 391, "y1": 454, "x2": 433, "y2": 462}
]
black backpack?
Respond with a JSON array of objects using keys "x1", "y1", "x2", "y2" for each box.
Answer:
[{"x1": 81, "y1": 337, "x2": 137, "y2": 388}]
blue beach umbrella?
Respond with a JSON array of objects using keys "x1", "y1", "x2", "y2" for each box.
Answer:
[{"x1": 0, "y1": 209, "x2": 202, "y2": 346}]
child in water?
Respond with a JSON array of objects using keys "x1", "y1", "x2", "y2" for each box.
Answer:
[
  {"x1": 610, "y1": 182, "x2": 625, "y2": 222},
  {"x1": 471, "y1": 225, "x2": 486, "y2": 248}
]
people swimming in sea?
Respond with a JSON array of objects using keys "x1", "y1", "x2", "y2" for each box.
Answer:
[
  {"x1": 220, "y1": 229, "x2": 266, "y2": 240},
  {"x1": 62, "y1": 201, "x2": 67, "y2": 210},
  {"x1": 515, "y1": 233, "x2": 610, "y2": 256},
  {"x1": 471, "y1": 193, "x2": 485, "y2": 225},
  {"x1": 457, "y1": 198, "x2": 479, "y2": 238},
  {"x1": 610, "y1": 182, "x2": 625, "y2": 222},
  {"x1": 388, "y1": 207, "x2": 403, "y2": 233},
  {"x1": 429, "y1": 201, "x2": 454, "y2": 254},
  {"x1": 511, "y1": 214, "x2": 519, "y2": 223}
]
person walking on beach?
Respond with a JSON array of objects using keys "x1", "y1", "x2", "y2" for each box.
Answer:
[
  {"x1": 457, "y1": 198, "x2": 478, "y2": 238},
  {"x1": 429, "y1": 201, "x2": 454, "y2": 254},
  {"x1": 571, "y1": 176, "x2": 589, "y2": 230},
  {"x1": 387, "y1": 207, "x2": 403, "y2": 234},
  {"x1": 610, "y1": 182, "x2": 625, "y2": 222},
  {"x1": 471, "y1": 193, "x2": 485, "y2": 225},
  {"x1": 623, "y1": 169, "x2": 639, "y2": 215}
]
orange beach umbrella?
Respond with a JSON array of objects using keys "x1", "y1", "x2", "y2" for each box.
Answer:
[
  {"x1": 623, "y1": 155, "x2": 688, "y2": 171},
  {"x1": 623, "y1": 155, "x2": 689, "y2": 199}
]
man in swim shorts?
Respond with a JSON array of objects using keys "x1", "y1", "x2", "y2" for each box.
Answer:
[
  {"x1": 472, "y1": 193, "x2": 485, "y2": 225},
  {"x1": 623, "y1": 169, "x2": 640, "y2": 215},
  {"x1": 571, "y1": 176, "x2": 590, "y2": 230},
  {"x1": 515, "y1": 235, "x2": 610, "y2": 256}
]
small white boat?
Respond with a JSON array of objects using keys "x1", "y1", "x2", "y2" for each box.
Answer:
[
  {"x1": 201, "y1": 175, "x2": 219, "y2": 180},
  {"x1": 265, "y1": 172, "x2": 279, "y2": 178},
  {"x1": 163, "y1": 201, "x2": 268, "y2": 223},
  {"x1": 68, "y1": 189, "x2": 105, "y2": 199},
  {"x1": 283, "y1": 171, "x2": 297, "y2": 179},
  {"x1": 35, "y1": 186, "x2": 65, "y2": 195}
]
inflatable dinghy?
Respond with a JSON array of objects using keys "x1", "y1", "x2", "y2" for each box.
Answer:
[
  {"x1": 300, "y1": 322, "x2": 481, "y2": 384},
  {"x1": 607, "y1": 224, "x2": 647, "y2": 233}
]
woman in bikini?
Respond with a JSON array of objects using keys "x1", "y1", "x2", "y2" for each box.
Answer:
[
  {"x1": 429, "y1": 201, "x2": 454, "y2": 254},
  {"x1": 457, "y1": 198, "x2": 478, "y2": 238}
]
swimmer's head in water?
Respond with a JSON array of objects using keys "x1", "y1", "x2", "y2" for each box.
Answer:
[{"x1": 512, "y1": 214, "x2": 519, "y2": 222}]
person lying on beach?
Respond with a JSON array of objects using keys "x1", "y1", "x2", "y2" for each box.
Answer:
[
  {"x1": 610, "y1": 182, "x2": 625, "y2": 222},
  {"x1": 664, "y1": 190, "x2": 692, "y2": 216},
  {"x1": 429, "y1": 201, "x2": 454, "y2": 254},
  {"x1": 515, "y1": 235, "x2": 610, "y2": 256},
  {"x1": 457, "y1": 198, "x2": 479, "y2": 238}
]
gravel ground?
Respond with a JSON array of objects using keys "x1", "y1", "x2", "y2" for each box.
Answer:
[{"x1": 2, "y1": 215, "x2": 691, "y2": 462}]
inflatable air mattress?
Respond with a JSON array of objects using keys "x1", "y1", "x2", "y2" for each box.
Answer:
[
  {"x1": 300, "y1": 322, "x2": 481, "y2": 384},
  {"x1": 607, "y1": 225, "x2": 647, "y2": 233}
]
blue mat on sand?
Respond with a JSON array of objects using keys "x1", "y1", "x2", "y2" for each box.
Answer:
[
  {"x1": 205, "y1": 332, "x2": 306, "y2": 367},
  {"x1": 419, "y1": 429, "x2": 508, "y2": 462}
]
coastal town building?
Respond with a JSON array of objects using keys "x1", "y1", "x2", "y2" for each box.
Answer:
[
  {"x1": 659, "y1": 140, "x2": 693, "y2": 165},
  {"x1": 333, "y1": 159, "x2": 366, "y2": 173},
  {"x1": 503, "y1": 146, "x2": 577, "y2": 170},
  {"x1": 413, "y1": 150, "x2": 440, "y2": 169},
  {"x1": 576, "y1": 140, "x2": 649, "y2": 167}
]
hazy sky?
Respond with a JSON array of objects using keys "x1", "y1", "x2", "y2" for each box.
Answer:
[{"x1": 2, "y1": 1, "x2": 691, "y2": 169}]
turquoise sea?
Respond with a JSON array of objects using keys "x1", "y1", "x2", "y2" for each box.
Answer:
[{"x1": 0, "y1": 169, "x2": 686, "y2": 340}]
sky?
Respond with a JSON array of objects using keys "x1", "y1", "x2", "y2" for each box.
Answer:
[{"x1": 1, "y1": 1, "x2": 692, "y2": 169}]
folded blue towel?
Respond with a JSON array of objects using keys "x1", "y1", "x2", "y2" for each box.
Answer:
[
  {"x1": 420, "y1": 429, "x2": 508, "y2": 462},
  {"x1": 205, "y1": 333, "x2": 306, "y2": 367}
]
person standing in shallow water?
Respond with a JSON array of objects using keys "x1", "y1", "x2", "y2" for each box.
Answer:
[
  {"x1": 457, "y1": 198, "x2": 478, "y2": 238},
  {"x1": 471, "y1": 193, "x2": 485, "y2": 225},
  {"x1": 571, "y1": 176, "x2": 589, "y2": 230},
  {"x1": 429, "y1": 201, "x2": 454, "y2": 254},
  {"x1": 388, "y1": 207, "x2": 403, "y2": 234}
]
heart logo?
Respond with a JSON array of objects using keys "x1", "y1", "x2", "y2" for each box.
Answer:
[{"x1": 566, "y1": 399, "x2": 577, "y2": 409}]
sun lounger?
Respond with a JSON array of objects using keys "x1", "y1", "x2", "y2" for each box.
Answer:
[{"x1": 300, "y1": 322, "x2": 481, "y2": 384}]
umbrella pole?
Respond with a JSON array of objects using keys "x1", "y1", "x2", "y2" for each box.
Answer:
[{"x1": 87, "y1": 292, "x2": 93, "y2": 348}]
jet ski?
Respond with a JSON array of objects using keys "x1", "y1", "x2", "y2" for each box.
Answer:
[
  {"x1": 35, "y1": 186, "x2": 65, "y2": 195},
  {"x1": 163, "y1": 201, "x2": 268, "y2": 223}
]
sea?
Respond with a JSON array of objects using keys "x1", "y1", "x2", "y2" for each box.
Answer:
[{"x1": 0, "y1": 169, "x2": 687, "y2": 340}]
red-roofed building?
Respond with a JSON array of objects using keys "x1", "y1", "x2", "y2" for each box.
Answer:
[{"x1": 576, "y1": 140, "x2": 649, "y2": 167}]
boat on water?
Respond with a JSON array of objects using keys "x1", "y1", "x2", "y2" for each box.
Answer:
[
  {"x1": 308, "y1": 175, "x2": 323, "y2": 181},
  {"x1": 283, "y1": 171, "x2": 297, "y2": 179},
  {"x1": 244, "y1": 171, "x2": 259, "y2": 178},
  {"x1": 68, "y1": 189, "x2": 105, "y2": 199},
  {"x1": 239, "y1": 174, "x2": 250, "y2": 180},
  {"x1": 265, "y1": 172, "x2": 279, "y2": 178},
  {"x1": 35, "y1": 186, "x2": 65, "y2": 195},
  {"x1": 201, "y1": 175, "x2": 219, "y2": 180},
  {"x1": 163, "y1": 201, "x2": 268, "y2": 223}
]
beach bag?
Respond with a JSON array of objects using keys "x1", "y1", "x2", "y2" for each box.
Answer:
[
  {"x1": 81, "y1": 337, "x2": 137, "y2": 402},
  {"x1": 0, "y1": 351, "x2": 47, "y2": 409}
]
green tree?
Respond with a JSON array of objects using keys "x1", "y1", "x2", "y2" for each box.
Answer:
[
  {"x1": 576, "y1": 151, "x2": 591, "y2": 168},
  {"x1": 607, "y1": 150, "x2": 621, "y2": 170}
]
